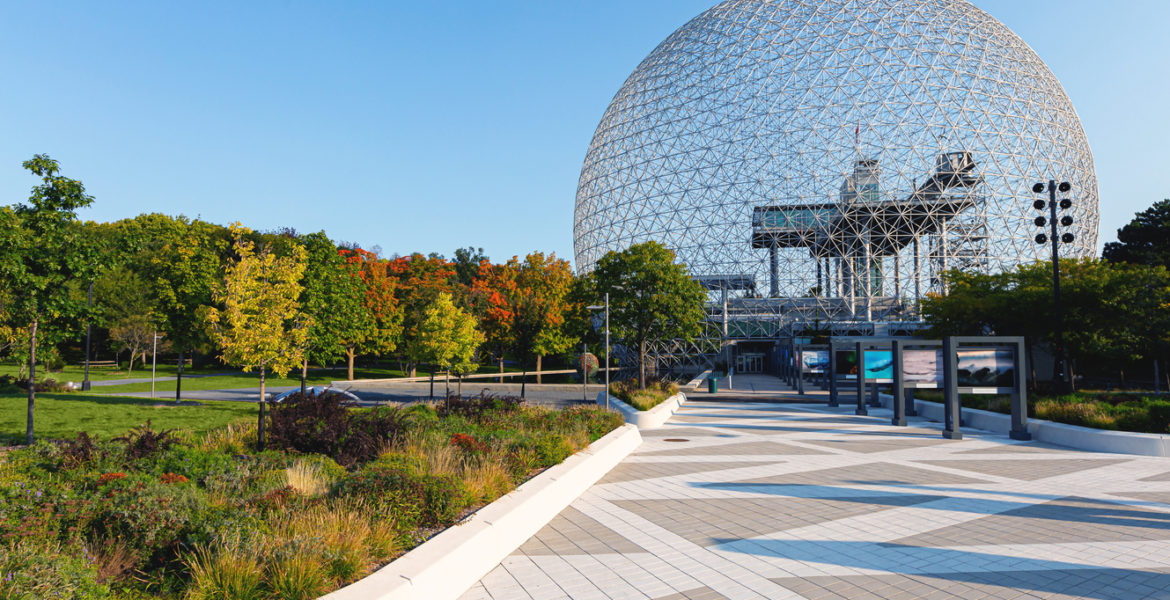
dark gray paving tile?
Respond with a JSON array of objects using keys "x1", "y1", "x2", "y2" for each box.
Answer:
[
  {"x1": 773, "y1": 569, "x2": 1170, "y2": 600},
  {"x1": 614, "y1": 495, "x2": 938, "y2": 547},
  {"x1": 1111, "y1": 491, "x2": 1170, "y2": 506},
  {"x1": 802, "y1": 437, "x2": 953, "y2": 453},
  {"x1": 1139, "y1": 471, "x2": 1170, "y2": 482},
  {"x1": 889, "y1": 496, "x2": 1170, "y2": 547},
  {"x1": 650, "y1": 586, "x2": 730, "y2": 600},
  {"x1": 732, "y1": 461, "x2": 989, "y2": 487},
  {"x1": 915, "y1": 458, "x2": 1130, "y2": 481},
  {"x1": 598, "y1": 461, "x2": 778, "y2": 484},
  {"x1": 518, "y1": 506, "x2": 647, "y2": 556}
]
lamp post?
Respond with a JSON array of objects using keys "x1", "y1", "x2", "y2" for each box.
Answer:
[
  {"x1": 1032, "y1": 180, "x2": 1074, "y2": 392},
  {"x1": 587, "y1": 292, "x2": 610, "y2": 410}
]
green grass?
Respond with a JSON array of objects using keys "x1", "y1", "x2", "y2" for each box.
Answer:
[
  {"x1": 0, "y1": 362, "x2": 229, "y2": 382},
  {"x1": 609, "y1": 379, "x2": 679, "y2": 411},
  {"x1": 0, "y1": 393, "x2": 256, "y2": 444}
]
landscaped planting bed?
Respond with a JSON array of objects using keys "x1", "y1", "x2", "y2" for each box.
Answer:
[
  {"x1": 608, "y1": 379, "x2": 679, "y2": 411},
  {"x1": 913, "y1": 390, "x2": 1170, "y2": 433},
  {"x1": 0, "y1": 392, "x2": 621, "y2": 599}
]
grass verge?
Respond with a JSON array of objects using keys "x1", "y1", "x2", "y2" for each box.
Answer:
[{"x1": 912, "y1": 389, "x2": 1170, "y2": 433}]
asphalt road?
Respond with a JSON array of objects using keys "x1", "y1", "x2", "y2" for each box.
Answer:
[{"x1": 111, "y1": 381, "x2": 608, "y2": 410}]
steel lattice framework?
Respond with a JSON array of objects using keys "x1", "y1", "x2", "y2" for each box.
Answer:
[{"x1": 573, "y1": 0, "x2": 1098, "y2": 351}]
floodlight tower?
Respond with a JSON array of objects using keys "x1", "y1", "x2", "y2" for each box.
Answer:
[{"x1": 1032, "y1": 180, "x2": 1074, "y2": 392}]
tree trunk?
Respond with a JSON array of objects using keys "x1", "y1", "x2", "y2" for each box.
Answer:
[
  {"x1": 445, "y1": 370, "x2": 450, "y2": 397},
  {"x1": 346, "y1": 347, "x2": 356, "y2": 381},
  {"x1": 536, "y1": 355, "x2": 543, "y2": 384},
  {"x1": 458, "y1": 374, "x2": 464, "y2": 397},
  {"x1": 301, "y1": 357, "x2": 308, "y2": 396},
  {"x1": 258, "y1": 367, "x2": 267, "y2": 451},
  {"x1": 26, "y1": 320, "x2": 37, "y2": 446},
  {"x1": 410, "y1": 362, "x2": 417, "y2": 378},
  {"x1": 429, "y1": 368, "x2": 435, "y2": 400},
  {"x1": 176, "y1": 349, "x2": 184, "y2": 404},
  {"x1": 498, "y1": 357, "x2": 504, "y2": 384},
  {"x1": 639, "y1": 339, "x2": 647, "y2": 390}
]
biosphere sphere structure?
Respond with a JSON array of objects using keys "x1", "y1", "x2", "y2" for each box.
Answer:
[{"x1": 573, "y1": 0, "x2": 1098, "y2": 334}]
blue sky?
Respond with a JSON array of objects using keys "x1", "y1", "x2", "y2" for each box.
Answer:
[{"x1": 0, "y1": 1, "x2": 1165, "y2": 265}]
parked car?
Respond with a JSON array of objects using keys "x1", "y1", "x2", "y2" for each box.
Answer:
[{"x1": 270, "y1": 386, "x2": 362, "y2": 404}]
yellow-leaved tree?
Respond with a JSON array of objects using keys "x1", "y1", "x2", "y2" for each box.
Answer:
[
  {"x1": 418, "y1": 292, "x2": 484, "y2": 398},
  {"x1": 205, "y1": 224, "x2": 309, "y2": 448}
]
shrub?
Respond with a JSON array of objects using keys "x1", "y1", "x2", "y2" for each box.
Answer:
[
  {"x1": 608, "y1": 378, "x2": 678, "y2": 411},
  {"x1": 114, "y1": 421, "x2": 178, "y2": 460},
  {"x1": 439, "y1": 392, "x2": 524, "y2": 418},
  {"x1": 91, "y1": 474, "x2": 206, "y2": 560},
  {"x1": 0, "y1": 541, "x2": 109, "y2": 600},
  {"x1": 265, "y1": 554, "x2": 329, "y2": 600},
  {"x1": 331, "y1": 461, "x2": 470, "y2": 529},
  {"x1": 267, "y1": 392, "x2": 406, "y2": 466}
]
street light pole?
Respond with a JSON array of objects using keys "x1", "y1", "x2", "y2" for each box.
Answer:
[{"x1": 587, "y1": 292, "x2": 612, "y2": 411}]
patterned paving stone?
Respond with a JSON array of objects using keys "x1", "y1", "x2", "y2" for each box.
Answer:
[
  {"x1": 916, "y1": 458, "x2": 1131, "y2": 481},
  {"x1": 730, "y1": 461, "x2": 989, "y2": 487},
  {"x1": 638, "y1": 440, "x2": 831, "y2": 457},
  {"x1": 462, "y1": 379, "x2": 1170, "y2": 600},
  {"x1": 518, "y1": 507, "x2": 647, "y2": 556},
  {"x1": 955, "y1": 442, "x2": 1071, "y2": 455},
  {"x1": 772, "y1": 568, "x2": 1170, "y2": 600},
  {"x1": 614, "y1": 495, "x2": 939, "y2": 547},
  {"x1": 641, "y1": 426, "x2": 726, "y2": 439},
  {"x1": 598, "y1": 461, "x2": 779, "y2": 484},
  {"x1": 1111, "y1": 491, "x2": 1170, "y2": 505},
  {"x1": 650, "y1": 586, "x2": 730, "y2": 600},
  {"x1": 1139, "y1": 470, "x2": 1170, "y2": 482},
  {"x1": 888, "y1": 496, "x2": 1170, "y2": 547},
  {"x1": 801, "y1": 437, "x2": 952, "y2": 453}
]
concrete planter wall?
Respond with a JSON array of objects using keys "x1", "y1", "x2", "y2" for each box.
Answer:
[
  {"x1": 596, "y1": 391, "x2": 686, "y2": 429},
  {"x1": 878, "y1": 392, "x2": 1170, "y2": 457},
  {"x1": 321, "y1": 423, "x2": 643, "y2": 600}
]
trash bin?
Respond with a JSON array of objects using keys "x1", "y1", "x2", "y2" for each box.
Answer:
[{"x1": 707, "y1": 377, "x2": 718, "y2": 394}]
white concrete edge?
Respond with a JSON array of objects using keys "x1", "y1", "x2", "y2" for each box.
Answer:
[
  {"x1": 683, "y1": 370, "x2": 712, "y2": 390},
  {"x1": 595, "y1": 390, "x2": 687, "y2": 429},
  {"x1": 319, "y1": 423, "x2": 643, "y2": 600},
  {"x1": 874, "y1": 392, "x2": 1170, "y2": 457}
]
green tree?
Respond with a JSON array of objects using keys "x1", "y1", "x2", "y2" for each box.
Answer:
[
  {"x1": 94, "y1": 265, "x2": 156, "y2": 373},
  {"x1": 0, "y1": 155, "x2": 102, "y2": 444},
  {"x1": 205, "y1": 224, "x2": 309, "y2": 448},
  {"x1": 298, "y1": 232, "x2": 373, "y2": 388},
  {"x1": 417, "y1": 292, "x2": 484, "y2": 397},
  {"x1": 511, "y1": 252, "x2": 577, "y2": 382},
  {"x1": 116, "y1": 213, "x2": 229, "y2": 401},
  {"x1": 1104, "y1": 199, "x2": 1170, "y2": 268},
  {"x1": 453, "y1": 246, "x2": 488, "y2": 287},
  {"x1": 590, "y1": 241, "x2": 707, "y2": 388}
]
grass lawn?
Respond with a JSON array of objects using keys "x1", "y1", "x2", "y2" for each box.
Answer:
[
  {"x1": 0, "y1": 362, "x2": 230, "y2": 382},
  {"x1": 0, "y1": 392, "x2": 256, "y2": 444}
]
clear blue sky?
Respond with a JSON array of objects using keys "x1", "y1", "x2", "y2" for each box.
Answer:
[{"x1": 0, "y1": 1, "x2": 1165, "y2": 265}]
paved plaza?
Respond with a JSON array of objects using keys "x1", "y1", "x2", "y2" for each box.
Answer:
[{"x1": 461, "y1": 386, "x2": 1170, "y2": 599}]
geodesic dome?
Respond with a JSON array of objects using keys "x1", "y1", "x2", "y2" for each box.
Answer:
[{"x1": 573, "y1": 0, "x2": 1098, "y2": 322}]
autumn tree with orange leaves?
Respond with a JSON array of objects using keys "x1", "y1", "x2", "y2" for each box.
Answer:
[
  {"x1": 387, "y1": 253, "x2": 459, "y2": 377},
  {"x1": 338, "y1": 247, "x2": 403, "y2": 380}
]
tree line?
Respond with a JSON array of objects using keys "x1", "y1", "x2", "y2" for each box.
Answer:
[
  {"x1": 923, "y1": 198, "x2": 1170, "y2": 389},
  {"x1": 0, "y1": 156, "x2": 708, "y2": 444}
]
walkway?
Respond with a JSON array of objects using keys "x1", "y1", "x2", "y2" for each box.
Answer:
[{"x1": 461, "y1": 391, "x2": 1170, "y2": 599}]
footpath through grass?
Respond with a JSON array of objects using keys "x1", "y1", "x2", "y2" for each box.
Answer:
[{"x1": 0, "y1": 393, "x2": 255, "y2": 444}]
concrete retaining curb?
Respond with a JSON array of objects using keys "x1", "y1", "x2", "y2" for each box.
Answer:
[
  {"x1": 877, "y1": 392, "x2": 1170, "y2": 456},
  {"x1": 596, "y1": 391, "x2": 687, "y2": 429},
  {"x1": 320, "y1": 423, "x2": 643, "y2": 600}
]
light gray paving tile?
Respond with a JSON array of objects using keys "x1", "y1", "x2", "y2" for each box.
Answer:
[
  {"x1": 639, "y1": 440, "x2": 831, "y2": 457},
  {"x1": 730, "y1": 461, "x2": 989, "y2": 487}
]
